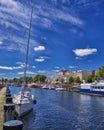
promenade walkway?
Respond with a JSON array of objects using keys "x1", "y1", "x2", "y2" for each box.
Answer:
[{"x1": 0, "y1": 87, "x2": 6, "y2": 130}]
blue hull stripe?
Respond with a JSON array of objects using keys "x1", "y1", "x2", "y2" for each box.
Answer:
[{"x1": 80, "y1": 89, "x2": 104, "y2": 95}]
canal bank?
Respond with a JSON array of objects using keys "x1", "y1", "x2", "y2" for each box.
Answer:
[{"x1": 0, "y1": 87, "x2": 6, "y2": 130}]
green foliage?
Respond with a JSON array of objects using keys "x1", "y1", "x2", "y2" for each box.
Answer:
[
  {"x1": 74, "y1": 76, "x2": 81, "y2": 83},
  {"x1": 2, "y1": 74, "x2": 47, "y2": 84},
  {"x1": 68, "y1": 76, "x2": 74, "y2": 84},
  {"x1": 33, "y1": 74, "x2": 46, "y2": 83},
  {"x1": 26, "y1": 76, "x2": 33, "y2": 83},
  {"x1": 85, "y1": 75, "x2": 93, "y2": 83},
  {"x1": 61, "y1": 78, "x2": 64, "y2": 83},
  {"x1": 13, "y1": 78, "x2": 18, "y2": 83},
  {"x1": 84, "y1": 66, "x2": 104, "y2": 83},
  {"x1": 96, "y1": 66, "x2": 104, "y2": 78}
]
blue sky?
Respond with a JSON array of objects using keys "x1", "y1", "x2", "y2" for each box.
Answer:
[{"x1": 0, "y1": 0, "x2": 104, "y2": 79}]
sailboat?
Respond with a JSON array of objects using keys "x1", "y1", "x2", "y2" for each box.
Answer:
[{"x1": 13, "y1": 7, "x2": 35, "y2": 117}]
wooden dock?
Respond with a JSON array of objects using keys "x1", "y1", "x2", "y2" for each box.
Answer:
[{"x1": 0, "y1": 87, "x2": 6, "y2": 130}]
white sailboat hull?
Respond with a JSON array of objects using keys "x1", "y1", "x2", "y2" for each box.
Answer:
[
  {"x1": 15, "y1": 102, "x2": 33, "y2": 117},
  {"x1": 55, "y1": 88, "x2": 66, "y2": 91}
]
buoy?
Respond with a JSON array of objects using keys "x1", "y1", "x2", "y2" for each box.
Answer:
[
  {"x1": 31, "y1": 95, "x2": 37, "y2": 104},
  {"x1": 3, "y1": 120, "x2": 23, "y2": 130},
  {"x1": 32, "y1": 95, "x2": 35, "y2": 100}
]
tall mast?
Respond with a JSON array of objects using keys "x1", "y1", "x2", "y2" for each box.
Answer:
[{"x1": 23, "y1": 7, "x2": 33, "y2": 87}]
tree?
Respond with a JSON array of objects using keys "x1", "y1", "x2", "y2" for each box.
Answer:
[
  {"x1": 34, "y1": 74, "x2": 46, "y2": 83},
  {"x1": 18, "y1": 77, "x2": 23, "y2": 84},
  {"x1": 85, "y1": 75, "x2": 93, "y2": 83},
  {"x1": 68, "y1": 76, "x2": 74, "y2": 84},
  {"x1": 74, "y1": 76, "x2": 81, "y2": 83},
  {"x1": 61, "y1": 78, "x2": 64, "y2": 83},
  {"x1": 96, "y1": 66, "x2": 104, "y2": 78},
  {"x1": 13, "y1": 78, "x2": 18, "y2": 83}
]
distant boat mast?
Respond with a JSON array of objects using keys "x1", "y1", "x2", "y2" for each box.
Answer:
[{"x1": 23, "y1": 7, "x2": 33, "y2": 87}]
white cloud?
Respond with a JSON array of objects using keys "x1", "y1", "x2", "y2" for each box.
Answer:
[
  {"x1": 37, "y1": 69, "x2": 58, "y2": 76},
  {"x1": 0, "y1": 66, "x2": 13, "y2": 70},
  {"x1": 0, "y1": 41, "x2": 3, "y2": 45},
  {"x1": 34, "y1": 46, "x2": 45, "y2": 51},
  {"x1": 34, "y1": 4, "x2": 84, "y2": 27},
  {"x1": 73, "y1": 48, "x2": 97, "y2": 57},
  {"x1": 0, "y1": 0, "x2": 29, "y2": 29},
  {"x1": 0, "y1": 0, "x2": 84, "y2": 54},
  {"x1": 0, "y1": 0, "x2": 34, "y2": 53},
  {"x1": 16, "y1": 62, "x2": 25, "y2": 67},
  {"x1": 17, "y1": 71, "x2": 35, "y2": 75},
  {"x1": 0, "y1": 65, "x2": 24, "y2": 70},
  {"x1": 57, "y1": 11, "x2": 83, "y2": 26},
  {"x1": 52, "y1": 69, "x2": 60, "y2": 72},
  {"x1": 75, "y1": 57, "x2": 80, "y2": 59},
  {"x1": 12, "y1": 66, "x2": 23, "y2": 69},
  {"x1": 68, "y1": 66, "x2": 78, "y2": 69},
  {"x1": 38, "y1": 70, "x2": 46, "y2": 73},
  {"x1": 17, "y1": 72, "x2": 24, "y2": 75},
  {"x1": 0, "y1": 0, "x2": 18, "y2": 8},
  {"x1": 26, "y1": 71, "x2": 35, "y2": 75},
  {"x1": 35, "y1": 56, "x2": 49, "y2": 62},
  {"x1": 16, "y1": 62, "x2": 25, "y2": 65},
  {"x1": 54, "y1": 66, "x2": 60, "y2": 69},
  {"x1": 32, "y1": 66, "x2": 36, "y2": 68},
  {"x1": 35, "y1": 57, "x2": 45, "y2": 62}
]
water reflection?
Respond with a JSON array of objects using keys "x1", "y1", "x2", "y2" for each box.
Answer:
[{"x1": 10, "y1": 87, "x2": 104, "y2": 130}]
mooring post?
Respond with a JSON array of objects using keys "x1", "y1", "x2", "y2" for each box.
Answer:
[
  {"x1": 6, "y1": 87, "x2": 10, "y2": 93},
  {"x1": 6, "y1": 97, "x2": 13, "y2": 104},
  {"x1": 4, "y1": 103, "x2": 15, "y2": 122},
  {"x1": 3, "y1": 120, "x2": 23, "y2": 130}
]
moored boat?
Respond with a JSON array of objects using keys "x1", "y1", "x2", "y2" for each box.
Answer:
[
  {"x1": 13, "y1": 7, "x2": 36, "y2": 117},
  {"x1": 55, "y1": 85, "x2": 66, "y2": 91},
  {"x1": 80, "y1": 79, "x2": 104, "y2": 96},
  {"x1": 13, "y1": 89, "x2": 34, "y2": 117},
  {"x1": 42, "y1": 84, "x2": 49, "y2": 89}
]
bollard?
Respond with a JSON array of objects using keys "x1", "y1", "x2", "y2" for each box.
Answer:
[
  {"x1": 4, "y1": 103, "x2": 15, "y2": 122},
  {"x1": 6, "y1": 93, "x2": 11, "y2": 97},
  {"x1": 6, "y1": 97, "x2": 13, "y2": 103},
  {"x1": 6, "y1": 89, "x2": 10, "y2": 93},
  {"x1": 6, "y1": 88, "x2": 10, "y2": 93},
  {"x1": 3, "y1": 120, "x2": 23, "y2": 130},
  {"x1": 6, "y1": 91, "x2": 11, "y2": 95}
]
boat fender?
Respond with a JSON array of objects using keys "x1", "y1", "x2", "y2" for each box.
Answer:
[
  {"x1": 32, "y1": 95, "x2": 35, "y2": 100},
  {"x1": 33, "y1": 99, "x2": 37, "y2": 104}
]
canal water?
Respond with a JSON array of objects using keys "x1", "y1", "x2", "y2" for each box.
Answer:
[{"x1": 10, "y1": 87, "x2": 104, "y2": 130}]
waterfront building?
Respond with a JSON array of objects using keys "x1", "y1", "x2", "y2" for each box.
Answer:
[
  {"x1": 76, "y1": 70, "x2": 95, "y2": 80},
  {"x1": 56, "y1": 70, "x2": 96, "y2": 83}
]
